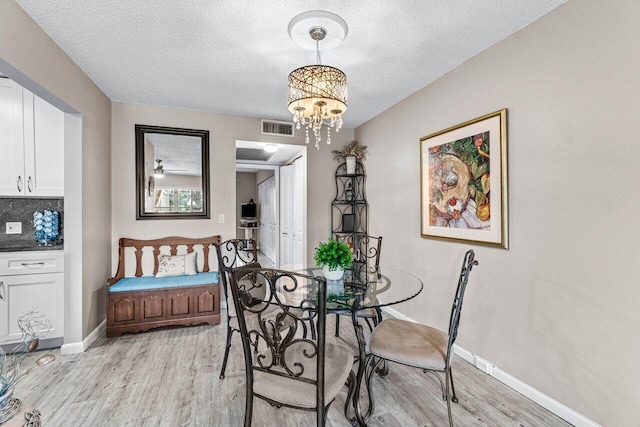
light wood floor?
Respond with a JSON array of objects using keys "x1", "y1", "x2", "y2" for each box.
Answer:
[{"x1": 14, "y1": 313, "x2": 570, "y2": 426}]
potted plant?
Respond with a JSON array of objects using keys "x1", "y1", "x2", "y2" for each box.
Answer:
[
  {"x1": 332, "y1": 141, "x2": 368, "y2": 174},
  {"x1": 314, "y1": 238, "x2": 353, "y2": 280}
]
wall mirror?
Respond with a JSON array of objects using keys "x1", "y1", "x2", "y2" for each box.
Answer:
[{"x1": 136, "y1": 124, "x2": 210, "y2": 219}]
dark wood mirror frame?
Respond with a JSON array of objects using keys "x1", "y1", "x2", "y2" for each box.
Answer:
[{"x1": 135, "y1": 124, "x2": 210, "y2": 220}]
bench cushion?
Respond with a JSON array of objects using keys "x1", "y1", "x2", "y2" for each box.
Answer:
[{"x1": 109, "y1": 271, "x2": 219, "y2": 293}]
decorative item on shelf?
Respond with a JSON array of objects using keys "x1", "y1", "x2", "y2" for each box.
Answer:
[
  {"x1": 345, "y1": 181, "x2": 353, "y2": 201},
  {"x1": 0, "y1": 311, "x2": 55, "y2": 425},
  {"x1": 287, "y1": 11, "x2": 348, "y2": 150},
  {"x1": 346, "y1": 156, "x2": 356, "y2": 175},
  {"x1": 332, "y1": 140, "x2": 368, "y2": 174},
  {"x1": 342, "y1": 213, "x2": 355, "y2": 233},
  {"x1": 33, "y1": 210, "x2": 59, "y2": 245},
  {"x1": 314, "y1": 238, "x2": 352, "y2": 280}
]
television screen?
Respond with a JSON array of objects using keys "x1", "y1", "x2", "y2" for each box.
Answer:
[{"x1": 241, "y1": 202, "x2": 256, "y2": 218}]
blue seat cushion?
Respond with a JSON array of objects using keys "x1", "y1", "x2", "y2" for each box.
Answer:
[{"x1": 109, "y1": 271, "x2": 219, "y2": 293}]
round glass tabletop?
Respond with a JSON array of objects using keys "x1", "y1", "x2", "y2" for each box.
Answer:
[{"x1": 297, "y1": 265, "x2": 424, "y2": 312}]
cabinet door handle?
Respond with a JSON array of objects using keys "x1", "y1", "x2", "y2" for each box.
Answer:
[
  {"x1": 17, "y1": 176, "x2": 22, "y2": 192},
  {"x1": 21, "y1": 262, "x2": 45, "y2": 267},
  {"x1": 0, "y1": 281, "x2": 4, "y2": 301},
  {"x1": 27, "y1": 176, "x2": 33, "y2": 192}
]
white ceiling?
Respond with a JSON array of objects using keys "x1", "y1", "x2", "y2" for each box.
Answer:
[
  {"x1": 236, "y1": 140, "x2": 304, "y2": 171},
  {"x1": 16, "y1": 0, "x2": 566, "y2": 128}
]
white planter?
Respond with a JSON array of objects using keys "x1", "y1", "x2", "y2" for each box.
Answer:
[
  {"x1": 322, "y1": 266, "x2": 344, "y2": 281},
  {"x1": 346, "y1": 156, "x2": 357, "y2": 174}
]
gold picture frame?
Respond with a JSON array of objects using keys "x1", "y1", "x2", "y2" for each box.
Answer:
[{"x1": 420, "y1": 109, "x2": 508, "y2": 249}]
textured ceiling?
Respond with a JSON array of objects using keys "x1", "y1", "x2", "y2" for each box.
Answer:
[{"x1": 16, "y1": 0, "x2": 566, "y2": 128}]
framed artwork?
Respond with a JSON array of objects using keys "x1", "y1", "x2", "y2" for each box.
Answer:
[{"x1": 420, "y1": 109, "x2": 508, "y2": 248}]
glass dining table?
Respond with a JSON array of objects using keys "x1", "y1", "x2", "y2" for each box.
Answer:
[{"x1": 296, "y1": 265, "x2": 424, "y2": 425}]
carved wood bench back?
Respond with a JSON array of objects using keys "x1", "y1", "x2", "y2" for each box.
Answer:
[{"x1": 109, "y1": 235, "x2": 222, "y2": 286}]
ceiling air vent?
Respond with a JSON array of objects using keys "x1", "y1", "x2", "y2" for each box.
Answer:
[
  {"x1": 261, "y1": 119, "x2": 294, "y2": 137},
  {"x1": 236, "y1": 148, "x2": 275, "y2": 162}
]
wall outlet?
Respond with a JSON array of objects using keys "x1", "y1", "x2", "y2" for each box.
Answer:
[
  {"x1": 6, "y1": 222, "x2": 22, "y2": 234},
  {"x1": 473, "y1": 355, "x2": 495, "y2": 375},
  {"x1": 218, "y1": 214, "x2": 225, "y2": 224}
]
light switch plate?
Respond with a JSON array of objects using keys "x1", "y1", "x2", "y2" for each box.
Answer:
[
  {"x1": 6, "y1": 222, "x2": 22, "y2": 234},
  {"x1": 218, "y1": 214, "x2": 225, "y2": 224}
]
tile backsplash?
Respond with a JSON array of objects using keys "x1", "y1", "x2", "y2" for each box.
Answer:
[{"x1": 0, "y1": 198, "x2": 64, "y2": 248}]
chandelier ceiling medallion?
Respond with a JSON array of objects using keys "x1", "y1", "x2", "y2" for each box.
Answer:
[{"x1": 287, "y1": 11, "x2": 348, "y2": 150}]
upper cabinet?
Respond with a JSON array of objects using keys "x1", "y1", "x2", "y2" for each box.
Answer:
[
  {"x1": 0, "y1": 78, "x2": 24, "y2": 196},
  {"x1": 0, "y1": 78, "x2": 64, "y2": 197}
]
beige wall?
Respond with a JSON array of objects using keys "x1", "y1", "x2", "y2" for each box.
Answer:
[
  {"x1": 111, "y1": 102, "x2": 354, "y2": 269},
  {"x1": 236, "y1": 172, "x2": 257, "y2": 239},
  {"x1": 256, "y1": 169, "x2": 274, "y2": 185},
  {"x1": 355, "y1": 1, "x2": 640, "y2": 425},
  {"x1": 0, "y1": 1, "x2": 112, "y2": 340}
]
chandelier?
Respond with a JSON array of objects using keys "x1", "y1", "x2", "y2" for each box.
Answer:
[{"x1": 287, "y1": 11, "x2": 348, "y2": 150}]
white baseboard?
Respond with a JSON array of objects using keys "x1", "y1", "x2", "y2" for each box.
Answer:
[
  {"x1": 380, "y1": 307, "x2": 600, "y2": 427},
  {"x1": 60, "y1": 319, "x2": 106, "y2": 355}
]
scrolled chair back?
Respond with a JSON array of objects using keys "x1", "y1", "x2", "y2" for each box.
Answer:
[
  {"x1": 335, "y1": 234, "x2": 383, "y2": 277},
  {"x1": 215, "y1": 239, "x2": 257, "y2": 272},
  {"x1": 213, "y1": 239, "x2": 258, "y2": 302},
  {"x1": 447, "y1": 249, "x2": 479, "y2": 354},
  {"x1": 230, "y1": 266, "x2": 326, "y2": 376},
  {"x1": 230, "y1": 265, "x2": 342, "y2": 421}
]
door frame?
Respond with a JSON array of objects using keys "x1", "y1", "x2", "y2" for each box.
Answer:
[{"x1": 236, "y1": 163, "x2": 280, "y2": 267}]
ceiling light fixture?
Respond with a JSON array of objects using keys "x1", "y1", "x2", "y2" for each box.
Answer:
[
  {"x1": 264, "y1": 144, "x2": 278, "y2": 153},
  {"x1": 153, "y1": 159, "x2": 164, "y2": 178},
  {"x1": 287, "y1": 11, "x2": 348, "y2": 150}
]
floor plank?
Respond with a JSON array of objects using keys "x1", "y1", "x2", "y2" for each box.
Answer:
[{"x1": 13, "y1": 312, "x2": 571, "y2": 426}]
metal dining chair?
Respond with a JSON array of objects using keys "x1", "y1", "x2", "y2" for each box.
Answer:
[
  {"x1": 334, "y1": 235, "x2": 383, "y2": 337},
  {"x1": 229, "y1": 265, "x2": 355, "y2": 426},
  {"x1": 364, "y1": 249, "x2": 479, "y2": 426},
  {"x1": 213, "y1": 239, "x2": 258, "y2": 380}
]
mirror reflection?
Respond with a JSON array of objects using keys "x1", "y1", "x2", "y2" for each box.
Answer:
[{"x1": 136, "y1": 125, "x2": 210, "y2": 219}]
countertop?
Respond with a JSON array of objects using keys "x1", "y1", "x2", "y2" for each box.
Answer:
[{"x1": 0, "y1": 242, "x2": 64, "y2": 252}]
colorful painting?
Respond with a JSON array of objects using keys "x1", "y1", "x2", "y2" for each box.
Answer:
[{"x1": 420, "y1": 109, "x2": 508, "y2": 248}]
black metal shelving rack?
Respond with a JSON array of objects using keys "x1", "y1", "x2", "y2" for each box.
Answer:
[{"x1": 331, "y1": 161, "x2": 368, "y2": 271}]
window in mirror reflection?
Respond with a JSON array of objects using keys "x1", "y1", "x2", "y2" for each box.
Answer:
[{"x1": 151, "y1": 189, "x2": 203, "y2": 213}]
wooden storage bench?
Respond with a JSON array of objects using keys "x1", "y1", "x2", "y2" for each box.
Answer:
[{"x1": 107, "y1": 236, "x2": 221, "y2": 338}]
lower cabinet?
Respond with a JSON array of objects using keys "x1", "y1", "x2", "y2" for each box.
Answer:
[{"x1": 0, "y1": 251, "x2": 64, "y2": 344}]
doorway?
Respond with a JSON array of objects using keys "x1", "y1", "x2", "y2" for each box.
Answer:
[{"x1": 235, "y1": 140, "x2": 306, "y2": 268}]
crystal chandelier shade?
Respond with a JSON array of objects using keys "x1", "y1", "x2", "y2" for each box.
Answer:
[
  {"x1": 287, "y1": 11, "x2": 348, "y2": 150},
  {"x1": 288, "y1": 65, "x2": 347, "y2": 148}
]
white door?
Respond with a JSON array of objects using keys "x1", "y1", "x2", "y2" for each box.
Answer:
[
  {"x1": 280, "y1": 164, "x2": 294, "y2": 266},
  {"x1": 292, "y1": 158, "x2": 304, "y2": 266},
  {"x1": 258, "y1": 176, "x2": 277, "y2": 264},
  {"x1": 0, "y1": 78, "x2": 25, "y2": 196},
  {"x1": 280, "y1": 158, "x2": 305, "y2": 268}
]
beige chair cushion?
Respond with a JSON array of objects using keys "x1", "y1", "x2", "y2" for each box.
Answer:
[
  {"x1": 228, "y1": 316, "x2": 238, "y2": 329},
  {"x1": 356, "y1": 307, "x2": 378, "y2": 318},
  {"x1": 367, "y1": 318, "x2": 449, "y2": 371},
  {"x1": 253, "y1": 343, "x2": 353, "y2": 408}
]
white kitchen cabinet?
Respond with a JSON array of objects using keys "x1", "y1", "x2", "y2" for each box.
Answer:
[
  {"x1": 0, "y1": 78, "x2": 25, "y2": 196},
  {"x1": 0, "y1": 251, "x2": 64, "y2": 344},
  {"x1": 0, "y1": 77, "x2": 64, "y2": 197}
]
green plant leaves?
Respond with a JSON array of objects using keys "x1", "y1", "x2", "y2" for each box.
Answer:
[{"x1": 314, "y1": 238, "x2": 353, "y2": 269}]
